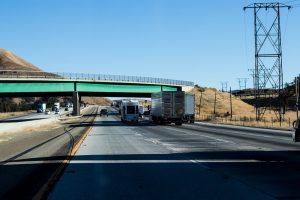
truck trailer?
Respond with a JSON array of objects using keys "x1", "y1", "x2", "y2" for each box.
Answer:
[
  {"x1": 183, "y1": 94, "x2": 195, "y2": 123},
  {"x1": 120, "y1": 100, "x2": 139, "y2": 123},
  {"x1": 151, "y1": 91, "x2": 185, "y2": 125},
  {"x1": 37, "y1": 103, "x2": 46, "y2": 113}
]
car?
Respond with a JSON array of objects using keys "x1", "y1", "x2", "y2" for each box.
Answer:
[
  {"x1": 65, "y1": 107, "x2": 69, "y2": 111},
  {"x1": 100, "y1": 109, "x2": 108, "y2": 116},
  {"x1": 45, "y1": 110, "x2": 51, "y2": 114}
]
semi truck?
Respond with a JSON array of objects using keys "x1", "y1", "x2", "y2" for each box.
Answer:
[
  {"x1": 120, "y1": 100, "x2": 139, "y2": 123},
  {"x1": 151, "y1": 91, "x2": 185, "y2": 125},
  {"x1": 37, "y1": 103, "x2": 46, "y2": 113},
  {"x1": 183, "y1": 94, "x2": 195, "y2": 123}
]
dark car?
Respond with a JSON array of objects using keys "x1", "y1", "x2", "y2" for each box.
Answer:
[
  {"x1": 100, "y1": 109, "x2": 108, "y2": 116},
  {"x1": 65, "y1": 107, "x2": 69, "y2": 111}
]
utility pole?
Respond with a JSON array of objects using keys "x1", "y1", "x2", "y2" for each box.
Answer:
[
  {"x1": 230, "y1": 87, "x2": 233, "y2": 119},
  {"x1": 244, "y1": 3, "x2": 291, "y2": 122},
  {"x1": 199, "y1": 91, "x2": 203, "y2": 119},
  {"x1": 221, "y1": 82, "x2": 228, "y2": 92},
  {"x1": 214, "y1": 90, "x2": 217, "y2": 114},
  {"x1": 237, "y1": 78, "x2": 248, "y2": 90},
  {"x1": 237, "y1": 78, "x2": 248, "y2": 98},
  {"x1": 296, "y1": 75, "x2": 299, "y2": 119}
]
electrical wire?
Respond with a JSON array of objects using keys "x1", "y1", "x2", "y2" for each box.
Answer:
[
  {"x1": 282, "y1": 8, "x2": 291, "y2": 47},
  {"x1": 284, "y1": 0, "x2": 300, "y2": 4}
]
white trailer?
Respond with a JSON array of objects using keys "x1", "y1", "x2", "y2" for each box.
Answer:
[
  {"x1": 151, "y1": 91, "x2": 185, "y2": 125},
  {"x1": 120, "y1": 100, "x2": 139, "y2": 123},
  {"x1": 183, "y1": 94, "x2": 195, "y2": 123},
  {"x1": 37, "y1": 103, "x2": 46, "y2": 113}
]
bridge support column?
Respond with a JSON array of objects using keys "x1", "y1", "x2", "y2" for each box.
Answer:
[{"x1": 72, "y1": 92, "x2": 80, "y2": 116}]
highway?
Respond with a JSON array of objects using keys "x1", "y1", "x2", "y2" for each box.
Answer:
[
  {"x1": 0, "y1": 107, "x2": 73, "y2": 123},
  {"x1": 0, "y1": 106, "x2": 97, "y2": 199},
  {"x1": 48, "y1": 106, "x2": 300, "y2": 200}
]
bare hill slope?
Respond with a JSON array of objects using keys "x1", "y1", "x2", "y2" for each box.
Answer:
[
  {"x1": 0, "y1": 48, "x2": 41, "y2": 71},
  {"x1": 187, "y1": 87, "x2": 256, "y2": 117}
]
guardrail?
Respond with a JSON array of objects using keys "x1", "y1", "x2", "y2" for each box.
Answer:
[{"x1": 0, "y1": 70, "x2": 194, "y2": 86}]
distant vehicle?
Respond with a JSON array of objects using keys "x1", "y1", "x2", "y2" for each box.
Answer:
[
  {"x1": 55, "y1": 108, "x2": 60, "y2": 114},
  {"x1": 151, "y1": 91, "x2": 185, "y2": 125},
  {"x1": 120, "y1": 100, "x2": 139, "y2": 123},
  {"x1": 54, "y1": 102, "x2": 60, "y2": 110},
  {"x1": 65, "y1": 103, "x2": 71, "y2": 107},
  {"x1": 100, "y1": 109, "x2": 108, "y2": 116},
  {"x1": 65, "y1": 107, "x2": 69, "y2": 111},
  {"x1": 45, "y1": 110, "x2": 51, "y2": 114},
  {"x1": 37, "y1": 103, "x2": 46, "y2": 113},
  {"x1": 183, "y1": 94, "x2": 195, "y2": 123},
  {"x1": 293, "y1": 117, "x2": 300, "y2": 142}
]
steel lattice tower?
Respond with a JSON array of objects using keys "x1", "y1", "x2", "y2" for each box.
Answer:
[{"x1": 244, "y1": 3, "x2": 291, "y2": 121}]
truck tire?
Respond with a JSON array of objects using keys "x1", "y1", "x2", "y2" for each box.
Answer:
[{"x1": 175, "y1": 121, "x2": 182, "y2": 126}]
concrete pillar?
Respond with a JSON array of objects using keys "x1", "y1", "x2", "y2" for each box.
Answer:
[{"x1": 72, "y1": 91, "x2": 80, "y2": 116}]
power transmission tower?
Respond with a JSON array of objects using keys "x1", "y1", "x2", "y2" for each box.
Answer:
[
  {"x1": 237, "y1": 78, "x2": 248, "y2": 90},
  {"x1": 243, "y1": 3, "x2": 291, "y2": 121},
  {"x1": 221, "y1": 82, "x2": 228, "y2": 92}
]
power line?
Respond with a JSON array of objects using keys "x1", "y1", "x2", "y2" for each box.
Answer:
[{"x1": 284, "y1": 0, "x2": 300, "y2": 4}]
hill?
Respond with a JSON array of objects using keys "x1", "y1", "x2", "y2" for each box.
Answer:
[
  {"x1": 82, "y1": 96, "x2": 112, "y2": 106},
  {"x1": 0, "y1": 48, "x2": 41, "y2": 71},
  {"x1": 0, "y1": 48, "x2": 111, "y2": 109},
  {"x1": 187, "y1": 87, "x2": 255, "y2": 117}
]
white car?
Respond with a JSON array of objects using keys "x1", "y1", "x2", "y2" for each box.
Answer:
[
  {"x1": 55, "y1": 109, "x2": 60, "y2": 114},
  {"x1": 45, "y1": 110, "x2": 51, "y2": 114}
]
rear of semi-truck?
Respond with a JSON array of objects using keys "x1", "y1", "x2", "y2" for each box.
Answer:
[
  {"x1": 151, "y1": 91, "x2": 185, "y2": 125},
  {"x1": 37, "y1": 103, "x2": 46, "y2": 113},
  {"x1": 183, "y1": 94, "x2": 195, "y2": 123}
]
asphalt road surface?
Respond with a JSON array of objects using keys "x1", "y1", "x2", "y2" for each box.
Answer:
[
  {"x1": 49, "y1": 108, "x2": 300, "y2": 200},
  {"x1": 0, "y1": 106, "x2": 97, "y2": 200},
  {"x1": 0, "y1": 107, "x2": 73, "y2": 123}
]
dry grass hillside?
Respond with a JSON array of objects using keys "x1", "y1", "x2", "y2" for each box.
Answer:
[
  {"x1": 188, "y1": 87, "x2": 255, "y2": 117},
  {"x1": 0, "y1": 48, "x2": 41, "y2": 71},
  {"x1": 187, "y1": 87, "x2": 297, "y2": 129},
  {"x1": 82, "y1": 96, "x2": 112, "y2": 106}
]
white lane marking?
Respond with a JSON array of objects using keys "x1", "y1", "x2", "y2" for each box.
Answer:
[
  {"x1": 154, "y1": 126, "x2": 272, "y2": 151},
  {"x1": 194, "y1": 122, "x2": 292, "y2": 134},
  {"x1": 183, "y1": 124, "x2": 292, "y2": 142},
  {"x1": 164, "y1": 126, "x2": 234, "y2": 144},
  {"x1": 0, "y1": 138, "x2": 11, "y2": 142},
  {"x1": 4, "y1": 159, "x2": 280, "y2": 165}
]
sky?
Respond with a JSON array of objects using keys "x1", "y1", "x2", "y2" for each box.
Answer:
[{"x1": 1, "y1": 0, "x2": 300, "y2": 90}]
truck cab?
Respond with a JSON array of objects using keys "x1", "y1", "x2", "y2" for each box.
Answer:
[{"x1": 293, "y1": 117, "x2": 300, "y2": 142}]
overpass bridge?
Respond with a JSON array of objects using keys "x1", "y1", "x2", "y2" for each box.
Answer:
[{"x1": 0, "y1": 70, "x2": 194, "y2": 115}]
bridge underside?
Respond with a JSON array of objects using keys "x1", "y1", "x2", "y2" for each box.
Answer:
[{"x1": 0, "y1": 80, "x2": 181, "y2": 115}]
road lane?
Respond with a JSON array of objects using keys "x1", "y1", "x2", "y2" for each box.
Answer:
[
  {"x1": 0, "y1": 106, "x2": 97, "y2": 199},
  {"x1": 49, "y1": 112, "x2": 286, "y2": 200}
]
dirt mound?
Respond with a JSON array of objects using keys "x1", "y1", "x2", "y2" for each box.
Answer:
[{"x1": 0, "y1": 48, "x2": 41, "y2": 71}]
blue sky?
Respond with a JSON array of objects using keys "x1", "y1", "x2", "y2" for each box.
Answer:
[{"x1": 1, "y1": 0, "x2": 299, "y2": 90}]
